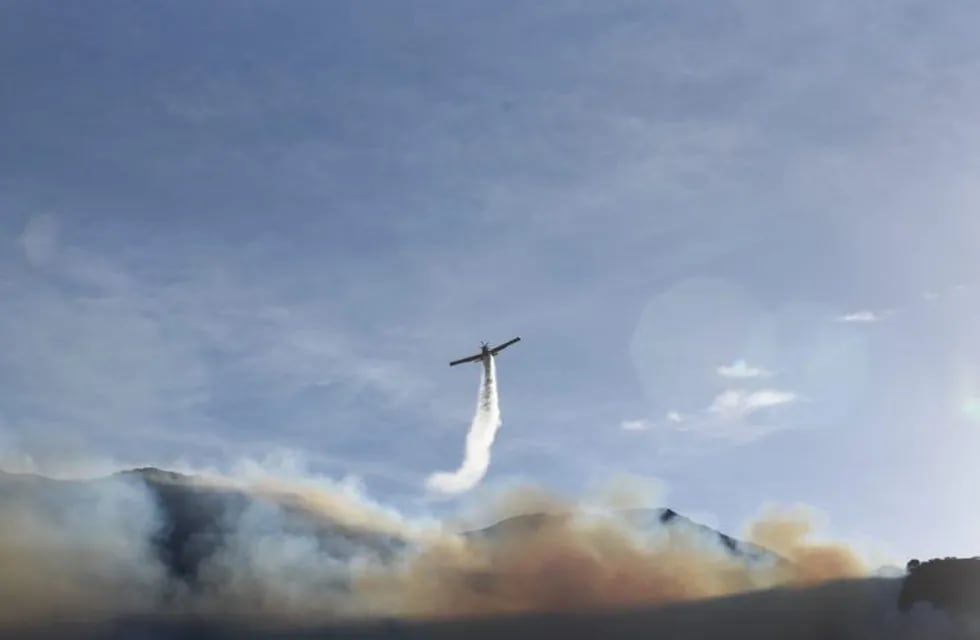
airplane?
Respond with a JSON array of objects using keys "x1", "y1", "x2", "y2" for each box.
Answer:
[{"x1": 449, "y1": 337, "x2": 520, "y2": 367}]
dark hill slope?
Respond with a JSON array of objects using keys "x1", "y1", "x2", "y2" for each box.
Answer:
[
  {"x1": 18, "y1": 577, "x2": 915, "y2": 640},
  {"x1": 898, "y1": 556, "x2": 980, "y2": 616}
]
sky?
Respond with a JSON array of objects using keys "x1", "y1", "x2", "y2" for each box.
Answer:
[{"x1": 3, "y1": 0, "x2": 980, "y2": 561}]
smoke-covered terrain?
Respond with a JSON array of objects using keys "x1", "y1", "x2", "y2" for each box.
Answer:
[{"x1": 0, "y1": 465, "x2": 972, "y2": 639}]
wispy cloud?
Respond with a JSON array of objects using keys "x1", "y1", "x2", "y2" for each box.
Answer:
[
  {"x1": 0, "y1": 222, "x2": 441, "y2": 479},
  {"x1": 621, "y1": 412, "x2": 684, "y2": 434},
  {"x1": 624, "y1": 390, "x2": 798, "y2": 444},
  {"x1": 834, "y1": 310, "x2": 882, "y2": 323},
  {"x1": 716, "y1": 359, "x2": 772, "y2": 379},
  {"x1": 706, "y1": 389, "x2": 798, "y2": 422},
  {"x1": 921, "y1": 284, "x2": 972, "y2": 303},
  {"x1": 18, "y1": 214, "x2": 59, "y2": 268},
  {"x1": 620, "y1": 419, "x2": 651, "y2": 432}
]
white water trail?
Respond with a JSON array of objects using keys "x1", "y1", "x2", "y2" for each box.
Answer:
[{"x1": 426, "y1": 355, "x2": 502, "y2": 495}]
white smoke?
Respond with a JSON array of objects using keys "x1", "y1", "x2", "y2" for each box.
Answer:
[{"x1": 426, "y1": 356, "x2": 502, "y2": 495}]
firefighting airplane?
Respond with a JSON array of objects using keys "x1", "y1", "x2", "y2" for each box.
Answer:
[{"x1": 449, "y1": 337, "x2": 521, "y2": 367}]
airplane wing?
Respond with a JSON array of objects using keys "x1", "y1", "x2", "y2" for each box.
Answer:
[
  {"x1": 449, "y1": 353, "x2": 483, "y2": 367},
  {"x1": 490, "y1": 336, "x2": 520, "y2": 355}
]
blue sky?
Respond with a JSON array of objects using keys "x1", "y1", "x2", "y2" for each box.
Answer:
[{"x1": 3, "y1": 0, "x2": 980, "y2": 560}]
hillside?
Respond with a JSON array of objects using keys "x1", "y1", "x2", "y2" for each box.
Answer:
[{"x1": 15, "y1": 577, "x2": 926, "y2": 640}]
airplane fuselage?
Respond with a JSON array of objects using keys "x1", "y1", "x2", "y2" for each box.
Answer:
[{"x1": 449, "y1": 337, "x2": 520, "y2": 368}]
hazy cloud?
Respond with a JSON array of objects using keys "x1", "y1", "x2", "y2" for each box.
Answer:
[
  {"x1": 630, "y1": 391, "x2": 799, "y2": 444},
  {"x1": 717, "y1": 360, "x2": 772, "y2": 379},
  {"x1": 706, "y1": 389, "x2": 798, "y2": 422},
  {"x1": 0, "y1": 234, "x2": 438, "y2": 475},
  {"x1": 834, "y1": 311, "x2": 881, "y2": 323},
  {"x1": 620, "y1": 414, "x2": 683, "y2": 433},
  {"x1": 18, "y1": 214, "x2": 59, "y2": 267},
  {"x1": 621, "y1": 419, "x2": 651, "y2": 432}
]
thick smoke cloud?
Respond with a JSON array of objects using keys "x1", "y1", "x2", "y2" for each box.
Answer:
[
  {"x1": 352, "y1": 487, "x2": 872, "y2": 621},
  {"x1": 0, "y1": 474, "x2": 166, "y2": 627},
  {"x1": 0, "y1": 466, "x2": 963, "y2": 639},
  {"x1": 426, "y1": 356, "x2": 502, "y2": 494}
]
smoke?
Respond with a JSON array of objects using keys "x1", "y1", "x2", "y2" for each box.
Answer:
[
  {"x1": 0, "y1": 465, "x2": 967, "y2": 638},
  {"x1": 0, "y1": 473, "x2": 169, "y2": 627},
  {"x1": 745, "y1": 504, "x2": 869, "y2": 586},
  {"x1": 351, "y1": 487, "x2": 876, "y2": 621},
  {"x1": 426, "y1": 356, "x2": 502, "y2": 495}
]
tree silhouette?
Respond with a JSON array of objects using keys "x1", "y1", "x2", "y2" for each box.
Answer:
[{"x1": 898, "y1": 556, "x2": 980, "y2": 616}]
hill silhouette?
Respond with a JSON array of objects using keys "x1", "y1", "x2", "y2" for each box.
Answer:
[{"x1": 898, "y1": 557, "x2": 980, "y2": 616}]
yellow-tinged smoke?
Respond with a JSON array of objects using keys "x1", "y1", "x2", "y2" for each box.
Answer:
[
  {"x1": 0, "y1": 469, "x2": 886, "y2": 633},
  {"x1": 352, "y1": 487, "x2": 870, "y2": 620}
]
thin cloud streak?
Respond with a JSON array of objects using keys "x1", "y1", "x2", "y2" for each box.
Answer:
[
  {"x1": 717, "y1": 360, "x2": 772, "y2": 379},
  {"x1": 620, "y1": 419, "x2": 651, "y2": 432},
  {"x1": 624, "y1": 389, "x2": 799, "y2": 444},
  {"x1": 834, "y1": 311, "x2": 881, "y2": 323},
  {"x1": 707, "y1": 389, "x2": 798, "y2": 422}
]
